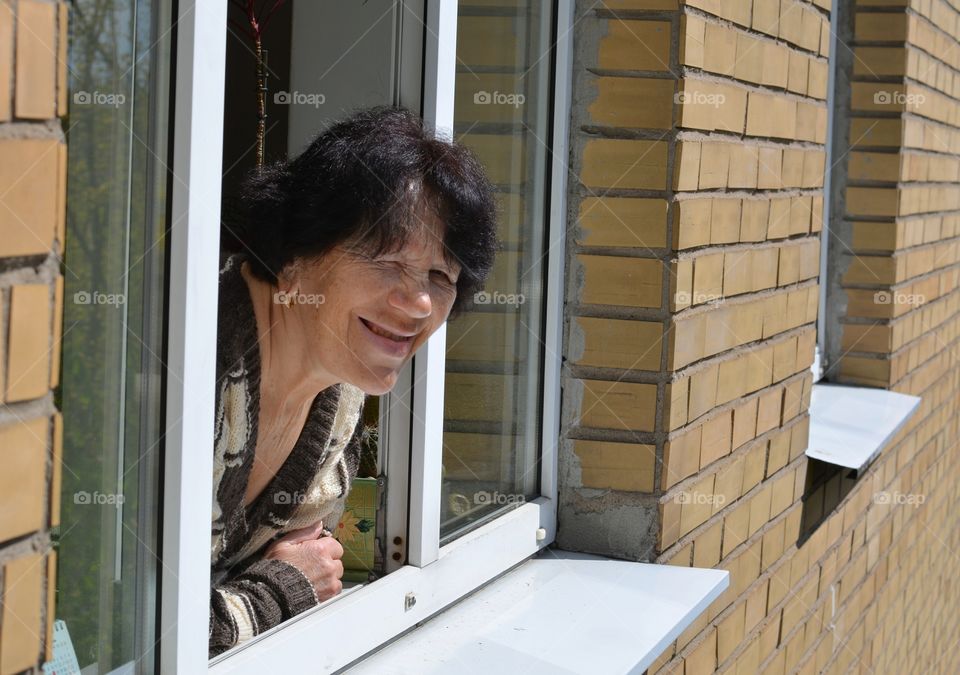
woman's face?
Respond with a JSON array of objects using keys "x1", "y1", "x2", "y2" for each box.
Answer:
[{"x1": 281, "y1": 221, "x2": 460, "y2": 395}]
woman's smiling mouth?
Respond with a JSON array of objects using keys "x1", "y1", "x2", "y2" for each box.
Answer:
[{"x1": 360, "y1": 317, "x2": 416, "y2": 357}]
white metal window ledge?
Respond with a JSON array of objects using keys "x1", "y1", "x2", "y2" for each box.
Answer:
[
  {"x1": 806, "y1": 383, "x2": 921, "y2": 476},
  {"x1": 342, "y1": 550, "x2": 729, "y2": 675}
]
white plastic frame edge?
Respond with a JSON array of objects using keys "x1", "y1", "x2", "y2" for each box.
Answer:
[{"x1": 162, "y1": 0, "x2": 573, "y2": 670}]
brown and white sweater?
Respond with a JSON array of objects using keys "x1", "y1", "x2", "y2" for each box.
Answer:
[{"x1": 209, "y1": 253, "x2": 366, "y2": 658}]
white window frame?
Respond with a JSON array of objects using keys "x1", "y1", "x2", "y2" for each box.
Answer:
[{"x1": 160, "y1": 1, "x2": 573, "y2": 671}]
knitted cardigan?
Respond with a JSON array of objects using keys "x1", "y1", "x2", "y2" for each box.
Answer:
[{"x1": 209, "y1": 254, "x2": 366, "y2": 658}]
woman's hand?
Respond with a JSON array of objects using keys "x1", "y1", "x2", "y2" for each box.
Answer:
[{"x1": 263, "y1": 521, "x2": 345, "y2": 601}]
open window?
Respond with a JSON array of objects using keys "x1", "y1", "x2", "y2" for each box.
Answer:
[{"x1": 159, "y1": 1, "x2": 567, "y2": 671}]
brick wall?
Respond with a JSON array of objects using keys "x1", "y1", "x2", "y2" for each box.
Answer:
[
  {"x1": 0, "y1": 1, "x2": 67, "y2": 673},
  {"x1": 559, "y1": 0, "x2": 960, "y2": 673}
]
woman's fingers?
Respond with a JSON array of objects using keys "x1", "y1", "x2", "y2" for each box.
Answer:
[{"x1": 274, "y1": 520, "x2": 325, "y2": 545}]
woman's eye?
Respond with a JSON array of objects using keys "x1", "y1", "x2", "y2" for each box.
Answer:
[{"x1": 431, "y1": 270, "x2": 455, "y2": 286}]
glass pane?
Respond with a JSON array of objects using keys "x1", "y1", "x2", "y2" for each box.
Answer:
[
  {"x1": 56, "y1": 0, "x2": 171, "y2": 671},
  {"x1": 441, "y1": 1, "x2": 554, "y2": 541}
]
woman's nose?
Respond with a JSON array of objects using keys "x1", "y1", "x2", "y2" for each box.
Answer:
[{"x1": 388, "y1": 280, "x2": 432, "y2": 318}]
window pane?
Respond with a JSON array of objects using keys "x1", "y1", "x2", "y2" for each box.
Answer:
[
  {"x1": 57, "y1": 0, "x2": 172, "y2": 671},
  {"x1": 441, "y1": 1, "x2": 554, "y2": 541}
]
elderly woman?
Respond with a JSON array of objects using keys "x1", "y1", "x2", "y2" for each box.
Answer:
[{"x1": 209, "y1": 107, "x2": 497, "y2": 657}]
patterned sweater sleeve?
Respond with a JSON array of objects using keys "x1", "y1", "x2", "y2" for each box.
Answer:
[
  {"x1": 208, "y1": 557, "x2": 319, "y2": 658},
  {"x1": 207, "y1": 400, "x2": 367, "y2": 659}
]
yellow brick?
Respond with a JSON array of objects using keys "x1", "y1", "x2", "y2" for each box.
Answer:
[
  {"x1": 751, "y1": 247, "x2": 779, "y2": 290},
  {"x1": 680, "y1": 473, "x2": 716, "y2": 535},
  {"x1": 0, "y1": 139, "x2": 60, "y2": 257},
  {"x1": 855, "y1": 12, "x2": 907, "y2": 41},
  {"x1": 761, "y1": 42, "x2": 789, "y2": 88},
  {"x1": 757, "y1": 388, "x2": 782, "y2": 435},
  {"x1": 711, "y1": 198, "x2": 742, "y2": 244},
  {"x1": 744, "y1": 579, "x2": 769, "y2": 633},
  {"x1": 770, "y1": 469, "x2": 796, "y2": 515},
  {"x1": 716, "y1": 84, "x2": 748, "y2": 133},
  {"x1": 853, "y1": 46, "x2": 906, "y2": 77},
  {"x1": 693, "y1": 252, "x2": 724, "y2": 304},
  {"x1": 577, "y1": 197, "x2": 668, "y2": 249},
  {"x1": 574, "y1": 317, "x2": 662, "y2": 371},
  {"x1": 722, "y1": 250, "x2": 752, "y2": 297},
  {"x1": 723, "y1": 500, "x2": 750, "y2": 556},
  {"x1": 699, "y1": 142, "x2": 729, "y2": 189},
  {"x1": 728, "y1": 145, "x2": 759, "y2": 189},
  {"x1": 665, "y1": 378, "x2": 690, "y2": 431},
  {"x1": 0, "y1": 417, "x2": 47, "y2": 544},
  {"x1": 674, "y1": 198, "x2": 712, "y2": 249},
  {"x1": 598, "y1": 20, "x2": 671, "y2": 71},
  {"x1": 767, "y1": 429, "x2": 791, "y2": 475},
  {"x1": 0, "y1": 554, "x2": 44, "y2": 674},
  {"x1": 766, "y1": 197, "x2": 790, "y2": 239},
  {"x1": 789, "y1": 196, "x2": 812, "y2": 236},
  {"x1": 800, "y1": 7, "x2": 822, "y2": 50},
  {"x1": 761, "y1": 517, "x2": 786, "y2": 568},
  {"x1": 678, "y1": 79, "x2": 718, "y2": 131},
  {"x1": 716, "y1": 355, "x2": 748, "y2": 404},
  {"x1": 704, "y1": 21, "x2": 738, "y2": 76},
  {"x1": 589, "y1": 76, "x2": 674, "y2": 129},
  {"x1": 688, "y1": 363, "x2": 718, "y2": 424},
  {"x1": 807, "y1": 59, "x2": 829, "y2": 99},
  {"x1": 781, "y1": 148, "x2": 804, "y2": 188},
  {"x1": 848, "y1": 151, "x2": 901, "y2": 182},
  {"x1": 777, "y1": 244, "x2": 801, "y2": 286},
  {"x1": 661, "y1": 498, "x2": 682, "y2": 549},
  {"x1": 753, "y1": 0, "x2": 779, "y2": 36},
  {"x1": 684, "y1": 629, "x2": 717, "y2": 674},
  {"x1": 15, "y1": 0, "x2": 57, "y2": 119},
  {"x1": 0, "y1": 2, "x2": 11, "y2": 120},
  {"x1": 801, "y1": 150, "x2": 825, "y2": 188},
  {"x1": 700, "y1": 411, "x2": 732, "y2": 467},
  {"x1": 757, "y1": 146, "x2": 782, "y2": 189},
  {"x1": 663, "y1": 425, "x2": 702, "y2": 489},
  {"x1": 745, "y1": 344, "x2": 774, "y2": 392},
  {"x1": 680, "y1": 14, "x2": 706, "y2": 68},
  {"x1": 674, "y1": 140, "x2": 702, "y2": 191},
  {"x1": 740, "y1": 200, "x2": 769, "y2": 242},
  {"x1": 734, "y1": 32, "x2": 763, "y2": 83},
  {"x1": 671, "y1": 258, "x2": 694, "y2": 311},
  {"x1": 693, "y1": 520, "x2": 724, "y2": 568},
  {"x1": 6, "y1": 285, "x2": 51, "y2": 402},
  {"x1": 574, "y1": 440, "x2": 656, "y2": 491},
  {"x1": 580, "y1": 379, "x2": 658, "y2": 431},
  {"x1": 748, "y1": 484, "x2": 773, "y2": 535},
  {"x1": 742, "y1": 441, "x2": 767, "y2": 492},
  {"x1": 732, "y1": 397, "x2": 758, "y2": 449},
  {"x1": 578, "y1": 255, "x2": 662, "y2": 307},
  {"x1": 582, "y1": 139, "x2": 668, "y2": 190},
  {"x1": 713, "y1": 455, "x2": 744, "y2": 514},
  {"x1": 717, "y1": 602, "x2": 746, "y2": 663}
]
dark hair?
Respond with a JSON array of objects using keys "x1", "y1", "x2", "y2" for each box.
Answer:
[{"x1": 223, "y1": 106, "x2": 498, "y2": 316}]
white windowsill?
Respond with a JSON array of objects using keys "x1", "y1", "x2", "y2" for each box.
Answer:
[
  {"x1": 806, "y1": 383, "x2": 921, "y2": 475},
  {"x1": 343, "y1": 549, "x2": 729, "y2": 674}
]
